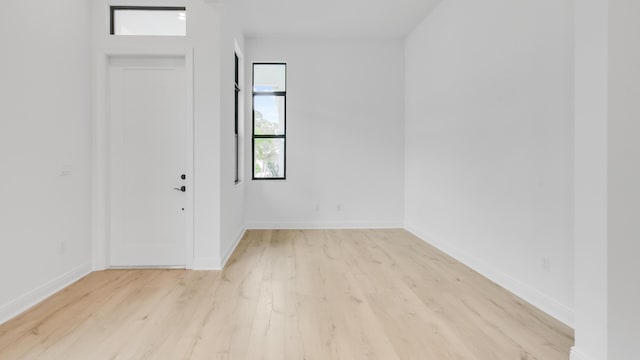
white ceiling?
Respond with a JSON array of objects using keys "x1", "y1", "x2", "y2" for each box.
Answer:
[{"x1": 237, "y1": 0, "x2": 443, "y2": 39}]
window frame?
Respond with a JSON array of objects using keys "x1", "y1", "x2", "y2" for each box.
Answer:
[
  {"x1": 252, "y1": 62, "x2": 287, "y2": 180},
  {"x1": 234, "y1": 53, "x2": 240, "y2": 184},
  {"x1": 109, "y1": 6, "x2": 187, "y2": 36}
]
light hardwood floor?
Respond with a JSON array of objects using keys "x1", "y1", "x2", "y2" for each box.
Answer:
[{"x1": 0, "y1": 229, "x2": 573, "y2": 359}]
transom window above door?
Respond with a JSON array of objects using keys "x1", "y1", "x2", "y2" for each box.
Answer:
[{"x1": 110, "y1": 6, "x2": 187, "y2": 36}]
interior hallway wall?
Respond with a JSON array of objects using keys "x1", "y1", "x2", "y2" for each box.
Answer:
[
  {"x1": 245, "y1": 39, "x2": 405, "y2": 229},
  {"x1": 404, "y1": 0, "x2": 575, "y2": 325},
  {"x1": 572, "y1": 0, "x2": 608, "y2": 358},
  {"x1": 607, "y1": 0, "x2": 640, "y2": 358},
  {"x1": 219, "y1": 0, "x2": 247, "y2": 266},
  {"x1": 0, "y1": 0, "x2": 93, "y2": 323}
]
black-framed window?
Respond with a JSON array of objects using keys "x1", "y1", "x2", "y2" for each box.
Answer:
[
  {"x1": 234, "y1": 53, "x2": 240, "y2": 184},
  {"x1": 110, "y1": 6, "x2": 187, "y2": 36},
  {"x1": 252, "y1": 63, "x2": 287, "y2": 180}
]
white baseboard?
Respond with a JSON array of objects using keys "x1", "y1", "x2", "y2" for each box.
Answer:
[
  {"x1": 221, "y1": 227, "x2": 247, "y2": 269},
  {"x1": 570, "y1": 347, "x2": 599, "y2": 360},
  {"x1": 192, "y1": 227, "x2": 247, "y2": 270},
  {"x1": 0, "y1": 262, "x2": 92, "y2": 325},
  {"x1": 247, "y1": 220, "x2": 403, "y2": 230},
  {"x1": 192, "y1": 257, "x2": 220, "y2": 271},
  {"x1": 405, "y1": 223, "x2": 574, "y2": 328}
]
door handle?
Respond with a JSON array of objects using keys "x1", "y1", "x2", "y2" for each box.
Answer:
[{"x1": 173, "y1": 186, "x2": 186, "y2": 192}]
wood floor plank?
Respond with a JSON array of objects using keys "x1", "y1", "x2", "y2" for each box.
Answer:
[
  {"x1": 372, "y1": 229, "x2": 573, "y2": 359},
  {"x1": 290, "y1": 230, "x2": 400, "y2": 360},
  {"x1": 0, "y1": 229, "x2": 573, "y2": 360}
]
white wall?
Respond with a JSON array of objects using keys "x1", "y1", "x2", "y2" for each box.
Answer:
[
  {"x1": 244, "y1": 39, "x2": 405, "y2": 229},
  {"x1": 405, "y1": 0, "x2": 575, "y2": 325},
  {"x1": 607, "y1": 0, "x2": 640, "y2": 358},
  {"x1": 0, "y1": 0, "x2": 93, "y2": 323},
  {"x1": 573, "y1": 0, "x2": 609, "y2": 358},
  {"x1": 219, "y1": 0, "x2": 247, "y2": 265},
  {"x1": 573, "y1": 2, "x2": 640, "y2": 358},
  {"x1": 189, "y1": 0, "x2": 222, "y2": 269}
]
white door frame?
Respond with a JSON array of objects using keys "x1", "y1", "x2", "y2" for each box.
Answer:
[{"x1": 92, "y1": 46, "x2": 195, "y2": 270}]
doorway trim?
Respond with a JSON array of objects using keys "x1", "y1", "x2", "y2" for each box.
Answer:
[{"x1": 92, "y1": 46, "x2": 195, "y2": 270}]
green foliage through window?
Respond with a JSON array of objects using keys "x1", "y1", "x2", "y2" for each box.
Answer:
[{"x1": 253, "y1": 63, "x2": 286, "y2": 179}]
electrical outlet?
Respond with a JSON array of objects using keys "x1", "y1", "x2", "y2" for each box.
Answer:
[{"x1": 542, "y1": 257, "x2": 550, "y2": 272}]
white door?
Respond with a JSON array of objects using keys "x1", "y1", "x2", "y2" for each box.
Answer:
[{"x1": 109, "y1": 55, "x2": 188, "y2": 267}]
